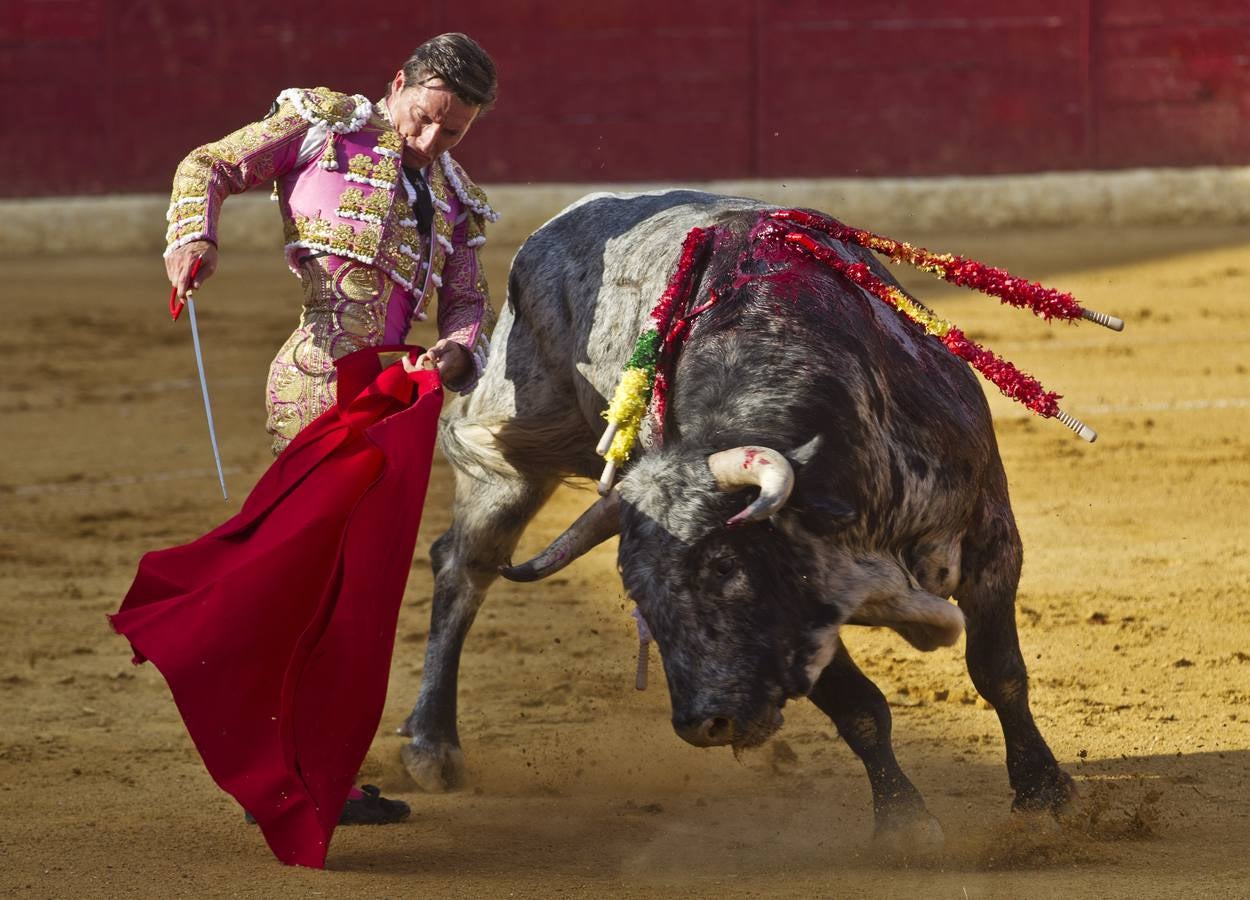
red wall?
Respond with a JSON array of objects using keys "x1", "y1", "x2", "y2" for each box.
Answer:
[{"x1": 3, "y1": 1, "x2": 1248, "y2": 197}]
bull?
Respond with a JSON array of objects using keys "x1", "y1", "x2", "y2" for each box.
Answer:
[{"x1": 397, "y1": 190, "x2": 1076, "y2": 846}]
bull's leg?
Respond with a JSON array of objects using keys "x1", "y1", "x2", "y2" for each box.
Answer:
[
  {"x1": 808, "y1": 642, "x2": 944, "y2": 852},
  {"x1": 955, "y1": 499, "x2": 1076, "y2": 814},
  {"x1": 398, "y1": 465, "x2": 558, "y2": 791}
]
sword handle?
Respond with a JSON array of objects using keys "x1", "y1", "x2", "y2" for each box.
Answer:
[{"x1": 169, "y1": 255, "x2": 204, "y2": 321}]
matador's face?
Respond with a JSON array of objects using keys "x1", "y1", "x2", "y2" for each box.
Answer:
[{"x1": 385, "y1": 74, "x2": 479, "y2": 170}]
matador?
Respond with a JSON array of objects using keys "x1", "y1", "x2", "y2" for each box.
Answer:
[{"x1": 164, "y1": 62, "x2": 496, "y2": 453}]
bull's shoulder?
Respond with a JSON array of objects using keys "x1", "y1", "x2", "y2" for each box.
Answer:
[
  {"x1": 540, "y1": 189, "x2": 766, "y2": 240},
  {"x1": 520, "y1": 191, "x2": 770, "y2": 299},
  {"x1": 519, "y1": 190, "x2": 764, "y2": 284}
]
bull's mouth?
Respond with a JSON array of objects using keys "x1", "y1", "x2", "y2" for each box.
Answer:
[
  {"x1": 728, "y1": 704, "x2": 786, "y2": 753},
  {"x1": 673, "y1": 700, "x2": 786, "y2": 751}
]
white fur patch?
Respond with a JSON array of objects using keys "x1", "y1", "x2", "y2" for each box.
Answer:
[
  {"x1": 830, "y1": 551, "x2": 966, "y2": 651},
  {"x1": 852, "y1": 588, "x2": 965, "y2": 650},
  {"x1": 804, "y1": 624, "x2": 841, "y2": 688}
]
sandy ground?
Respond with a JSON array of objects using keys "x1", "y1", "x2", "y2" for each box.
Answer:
[{"x1": 1, "y1": 221, "x2": 1248, "y2": 898}]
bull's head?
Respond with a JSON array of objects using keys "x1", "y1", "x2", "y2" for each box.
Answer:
[{"x1": 501, "y1": 439, "x2": 962, "y2": 752}]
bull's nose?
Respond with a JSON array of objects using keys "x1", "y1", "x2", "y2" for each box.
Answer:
[{"x1": 673, "y1": 714, "x2": 735, "y2": 747}]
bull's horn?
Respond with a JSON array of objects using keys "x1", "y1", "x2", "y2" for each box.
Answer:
[
  {"x1": 499, "y1": 490, "x2": 621, "y2": 582},
  {"x1": 708, "y1": 446, "x2": 795, "y2": 525}
]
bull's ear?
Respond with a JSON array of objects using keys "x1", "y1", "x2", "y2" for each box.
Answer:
[
  {"x1": 792, "y1": 494, "x2": 857, "y2": 533},
  {"x1": 785, "y1": 435, "x2": 823, "y2": 468},
  {"x1": 782, "y1": 435, "x2": 855, "y2": 532}
]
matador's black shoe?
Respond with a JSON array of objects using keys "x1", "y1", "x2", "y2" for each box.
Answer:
[
  {"x1": 243, "y1": 784, "x2": 411, "y2": 826},
  {"x1": 339, "y1": 784, "x2": 411, "y2": 825}
]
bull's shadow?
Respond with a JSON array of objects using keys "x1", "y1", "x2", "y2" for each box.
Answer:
[{"x1": 330, "y1": 748, "x2": 1248, "y2": 891}]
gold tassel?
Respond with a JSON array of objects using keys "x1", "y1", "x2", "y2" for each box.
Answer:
[{"x1": 320, "y1": 133, "x2": 338, "y2": 170}]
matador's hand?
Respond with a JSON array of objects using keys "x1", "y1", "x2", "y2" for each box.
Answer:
[
  {"x1": 405, "y1": 339, "x2": 472, "y2": 387},
  {"x1": 166, "y1": 241, "x2": 218, "y2": 306}
]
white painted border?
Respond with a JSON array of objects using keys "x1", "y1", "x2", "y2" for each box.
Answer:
[{"x1": 3, "y1": 166, "x2": 1247, "y2": 259}]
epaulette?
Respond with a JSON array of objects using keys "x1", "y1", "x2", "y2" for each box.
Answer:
[
  {"x1": 440, "y1": 152, "x2": 499, "y2": 222},
  {"x1": 275, "y1": 87, "x2": 374, "y2": 135}
]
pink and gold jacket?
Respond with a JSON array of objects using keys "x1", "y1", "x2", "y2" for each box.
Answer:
[{"x1": 164, "y1": 86, "x2": 497, "y2": 387}]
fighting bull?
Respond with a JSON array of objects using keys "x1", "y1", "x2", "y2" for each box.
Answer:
[{"x1": 397, "y1": 190, "x2": 1077, "y2": 844}]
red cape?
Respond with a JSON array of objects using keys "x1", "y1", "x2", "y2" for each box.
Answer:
[{"x1": 111, "y1": 347, "x2": 442, "y2": 868}]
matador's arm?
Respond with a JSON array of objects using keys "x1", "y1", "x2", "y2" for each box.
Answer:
[
  {"x1": 433, "y1": 153, "x2": 501, "y2": 394},
  {"x1": 435, "y1": 210, "x2": 495, "y2": 394},
  {"x1": 164, "y1": 88, "x2": 374, "y2": 256}
]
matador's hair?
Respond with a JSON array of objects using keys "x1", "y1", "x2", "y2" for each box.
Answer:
[{"x1": 389, "y1": 32, "x2": 498, "y2": 113}]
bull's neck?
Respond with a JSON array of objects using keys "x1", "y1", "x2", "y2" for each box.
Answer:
[{"x1": 665, "y1": 313, "x2": 806, "y2": 450}]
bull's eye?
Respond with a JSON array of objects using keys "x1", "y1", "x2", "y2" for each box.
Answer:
[{"x1": 711, "y1": 555, "x2": 737, "y2": 578}]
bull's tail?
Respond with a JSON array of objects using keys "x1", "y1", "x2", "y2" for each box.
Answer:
[
  {"x1": 438, "y1": 416, "x2": 513, "y2": 482},
  {"x1": 439, "y1": 412, "x2": 600, "y2": 485}
]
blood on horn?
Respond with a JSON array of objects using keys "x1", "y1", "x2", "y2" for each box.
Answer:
[{"x1": 707, "y1": 446, "x2": 795, "y2": 526}]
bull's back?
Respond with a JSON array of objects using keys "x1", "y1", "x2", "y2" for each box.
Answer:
[
  {"x1": 508, "y1": 191, "x2": 767, "y2": 412},
  {"x1": 499, "y1": 191, "x2": 1000, "y2": 515}
]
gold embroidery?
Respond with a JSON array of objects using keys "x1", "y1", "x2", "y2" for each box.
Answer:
[
  {"x1": 292, "y1": 328, "x2": 336, "y2": 376},
  {"x1": 352, "y1": 227, "x2": 381, "y2": 257},
  {"x1": 249, "y1": 150, "x2": 279, "y2": 184},
  {"x1": 294, "y1": 214, "x2": 331, "y2": 244},
  {"x1": 338, "y1": 264, "x2": 385, "y2": 301},
  {"x1": 372, "y1": 156, "x2": 398, "y2": 182},
  {"x1": 331, "y1": 223, "x2": 355, "y2": 248},
  {"x1": 442, "y1": 153, "x2": 498, "y2": 221},
  {"x1": 394, "y1": 223, "x2": 419, "y2": 249},
  {"x1": 429, "y1": 163, "x2": 455, "y2": 250},
  {"x1": 168, "y1": 199, "x2": 207, "y2": 220},
  {"x1": 299, "y1": 87, "x2": 366, "y2": 131},
  {"x1": 344, "y1": 151, "x2": 398, "y2": 187},
  {"x1": 266, "y1": 256, "x2": 398, "y2": 454},
  {"x1": 171, "y1": 174, "x2": 204, "y2": 203},
  {"x1": 376, "y1": 130, "x2": 404, "y2": 154},
  {"x1": 333, "y1": 263, "x2": 390, "y2": 338},
  {"x1": 165, "y1": 98, "x2": 308, "y2": 252},
  {"x1": 174, "y1": 108, "x2": 305, "y2": 181},
  {"x1": 287, "y1": 215, "x2": 386, "y2": 264},
  {"x1": 347, "y1": 154, "x2": 373, "y2": 179},
  {"x1": 379, "y1": 229, "x2": 418, "y2": 285},
  {"x1": 476, "y1": 262, "x2": 497, "y2": 346},
  {"x1": 167, "y1": 221, "x2": 205, "y2": 242},
  {"x1": 337, "y1": 187, "x2": 366, "y2": 215},
  {"x1": 363, "y1": 189, "x2": 390, "y2": 220}
]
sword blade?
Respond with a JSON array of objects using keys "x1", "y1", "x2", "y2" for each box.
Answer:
[{"x1": 184, "y1": 294, "x2": 229, "y2": 501}]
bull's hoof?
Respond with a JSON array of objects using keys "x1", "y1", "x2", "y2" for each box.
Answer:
[
  {"x1": 1007, "y1": 806, "x2": 1063, "y2": 837},
  {"x1": 1011, "y1": 768, "x2": 1078, "y2": 817},
  {"x1": 872, "y1": 810, "x2": 946, "y2": 864},
  {"x1": 400, "y1": 740, "x2": 466, "y2": 793}
]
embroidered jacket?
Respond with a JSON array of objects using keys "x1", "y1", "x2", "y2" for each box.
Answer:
[{"x1": 164, "y1": 86, "x2": 496, "y2": 387}]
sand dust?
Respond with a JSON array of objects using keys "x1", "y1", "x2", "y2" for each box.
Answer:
[{"x1": 1, "y1": 224, "x2": 1248, "y2": 897}]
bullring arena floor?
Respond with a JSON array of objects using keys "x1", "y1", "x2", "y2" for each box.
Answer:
[{"x1": 1, "y1": 220, "x2": 1248, "y2": 897}]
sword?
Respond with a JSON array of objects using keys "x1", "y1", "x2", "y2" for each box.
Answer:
[{"x1": 170, "y1": 256, "x2": 229, "y2": 501}]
